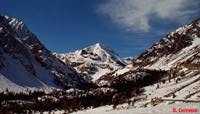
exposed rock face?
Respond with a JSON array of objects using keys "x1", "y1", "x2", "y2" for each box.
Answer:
[
  {"x1": 54, "y1": 43, "x2": 127, "y2": 82},
  {"x1": 133, "y1": 18, "x2": 200, "y2": 70},
  {"x1": 97, "y1": 18, "x2": 200, "y2": 88},
  {"x1": 0, "y1": 15, "x2": 86, "y2": 91}
]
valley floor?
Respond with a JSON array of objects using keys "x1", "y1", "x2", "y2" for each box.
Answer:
[
  {"x1": 39, "y1": 71, "x2": 200, "y2": 114},
  {"x1": 39, "y1": 102, "x2": 200, "y2": 114},
  {"x1": 72, "y1": 103, "x2": 200, "y2": 114}
]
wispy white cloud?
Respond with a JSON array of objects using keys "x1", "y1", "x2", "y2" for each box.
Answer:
[{"x1": 97, "y1": 0, "x2": 200, "y2": 32}]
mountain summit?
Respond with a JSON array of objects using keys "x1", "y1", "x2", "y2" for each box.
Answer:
[
  {"x1": 0, "y1": 15, "x2": 86, "y2": 92},
  {"x1": 55, "y1": 43, "x2": 127, "y2": 82}
]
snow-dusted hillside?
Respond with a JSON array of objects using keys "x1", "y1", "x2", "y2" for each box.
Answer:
[
  {"x1": 87, "y1": 18, "x2": 200, "y2": 114},
  {"x1": 40, "y1": 72, "x2": 200, "y2": 114},
  {"x1": 133, "y1": 18, "x2": 200, "y2": 71},
  {"x1": 100, "y1": 18, "x2": 200, "y2": 87},
  {"x1": 54, "y1": 43, "x2": 127, "y2": 82},
  {"x1": 0, "y1": 15, "x2": 86, "y2": 92},
  {"x1": 1, "y1": 15, "x2": 200, "y2": 114},
  {"x1": 71, "y1": 103, "x2": 200, "y2": 114},
  {"x1": 75, "y1": 72, "x2": 200, "y2": 114}
]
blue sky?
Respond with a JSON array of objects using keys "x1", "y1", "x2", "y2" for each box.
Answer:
[{"x1": 0, "y1": 0, "x2": 200, "y2": 57}]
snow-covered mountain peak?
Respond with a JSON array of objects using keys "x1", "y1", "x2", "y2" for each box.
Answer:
[
  {"x1": 92, "y1": 43, "x2": 116, "y2": 54},
  {"x1": 2, "y1": 15, "x2": 33, "y2": 38},
  {"x1": 80, "y1": 43, "x2": 122, "y2": 62},
  {"x1": 93, "y1": 43, "x2": 103, "y2": 48},
  {"x1": 54, "y1": 43, "x2": 127, "y2": 82},
  {"x1": 0, "y1": 15, "x2": 41, "y2": 48},
  {"x1": 0, "y1": 15, "x2": 86, "y2": 91},
  {"x1": 84, "y1": 43, "x2": 115, "y2": 55}
]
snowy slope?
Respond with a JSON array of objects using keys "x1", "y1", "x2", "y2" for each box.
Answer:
[
  {"x1": 0, "y1": 15, "x2": 86, "y2": 92},
  {"x1": 71, "y1": 72, "x2": 200, "y2": 114},
  {"x1": 40, "y1": 72, "x2": 200, "y2": 114},
  {"x1": 70, "y1": 103, "x2": 200, "y2": 114},
  {"x1": 133, "y1": 18, "x2": 200, "y2": 70},
  {"x1": 102, "y1": 18, "x2": 200, "y2": 86},
  {"x1": 54, "y1": 43, "x2": 127, "y2": 82},
  {"x1": 93, "y1": 18, "x2": 200, "y2": 112},
  {"x1": 40, "y1": 102, "x2": 200, "y2": 114}
]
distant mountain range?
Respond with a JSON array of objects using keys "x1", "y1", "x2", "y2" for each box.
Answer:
[
  {"x1": 1, "y1": 15, "x2": 200, "y2": 113},
  {"x1": 1, "y1": 15, "x2": 200, "y2": 92}
]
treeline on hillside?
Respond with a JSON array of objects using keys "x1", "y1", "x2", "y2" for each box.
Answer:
[
  {"x1": 0, "y1": 68, "x2": 182, "y2": 113},
  {"x1": 0, "y1": 85, "x2": 145, "y2": 113},
  {"x1": 97, "y1": 69, "x2": 169, "y2": 89},
  {"x1": 0, "y1": 88, "x2": 117, "y2": 113}
]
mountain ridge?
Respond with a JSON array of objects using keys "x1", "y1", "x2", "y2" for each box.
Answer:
[
  {"x1": 133, "y1": 18, "x2": 200, "y2": 70},
  {"x1": 96, "y1": 17, "x2": 200, "y2": 88},
  {"x1": 54, "y1": 43, "x2": 127, "y2": 82},
  {"x1": 1, "y1": 15, "x2": 200, "y2": 113},
  {"x1": 0, "y1": 15, "x2": 87, "y2": 92}
]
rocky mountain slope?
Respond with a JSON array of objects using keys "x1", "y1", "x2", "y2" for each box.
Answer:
[
  {"x1": 1, "y1": 15, "x2": 200, "y2": 114},
  {"x1": 66, "y1": 18, "x2": 200, "y2": 114},
  {"x1": 96, "y1": 18, "x2": 200, "y2": 101},
  {"x1": 54, "y1": 43, "x2": 127, "y2": 82},
  {"x1": 133, "y1": 18, "x2": 200, "y2": 71},
  {"x1": 0, "y1": 15, "x2": 86, "y2": 92},
  {"x1": 71, "y1": 68, "x2": 200, "y2": 114},
  {"x1": 100, "y1": 18, "x2": 200, "y2": 82}
]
